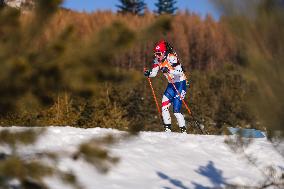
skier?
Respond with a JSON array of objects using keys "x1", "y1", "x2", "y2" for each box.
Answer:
[{"x1": 144, "y1": 40, "x2": 189, "y2": 133}]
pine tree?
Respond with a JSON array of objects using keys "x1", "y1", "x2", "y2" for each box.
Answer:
[
  {"x1": 117, "y1": 0, "x2": 146, "y2": 15},
  {"x1": 155, "y1": 0, "x2": 178, "y2": 15}
]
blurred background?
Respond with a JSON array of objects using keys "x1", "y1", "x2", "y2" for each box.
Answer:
[{"x1": 0, "y1": 0, "x2": 283, "y2": 138}]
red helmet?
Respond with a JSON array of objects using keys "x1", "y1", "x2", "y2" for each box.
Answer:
[{"x1": 154, "y1": 40, "x2": 167, "y2": 53}]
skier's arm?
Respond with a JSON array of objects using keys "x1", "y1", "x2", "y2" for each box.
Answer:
[
  {"x1": 148, "y1": 58, "x2": 160, "y2": 77},
  {"x1": 149, "y1": 64, "x2": 159, "y2": 77}
]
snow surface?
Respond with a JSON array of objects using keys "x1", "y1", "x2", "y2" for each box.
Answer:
[{"x1": 1, "y1": 126, "x2": 284, "y2": 189}]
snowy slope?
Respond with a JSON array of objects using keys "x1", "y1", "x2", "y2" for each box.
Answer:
[{"x1": 1, "y1": 126, "x2": 283, "y2": 189}]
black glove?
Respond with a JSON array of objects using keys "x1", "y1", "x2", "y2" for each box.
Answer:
[
  {"x1": 161, "y1": 67, "x2": 169, "y2": 73},
  {"x1": 144, "y1": 70, "x2": 150, "y2": 77}
]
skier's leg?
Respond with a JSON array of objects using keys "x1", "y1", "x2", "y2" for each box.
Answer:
[
  {"x1": 173, "y1": 99, "x2": 186, "y2": 128},
  {"x1": 162, "y1": 84, "x2": 175, "y2": 132},
  {"x1": 162, "y1": 95, "x2": 172, "y2": 132},
  {"x1": 174, "y1": 107, "x2": 187, "y2": 133},
  {"x1": 173, "y1": 81, "x2": 187, "y2": 133},
  {"x1": 174, "y1": 112, "x2": 186, "y2": 128}
]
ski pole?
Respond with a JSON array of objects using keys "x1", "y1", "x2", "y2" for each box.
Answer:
[
  {"x1": 165, "y1": 73, "x2": 207, "y2": 134},
  {"x1": 165, "y1": 73, "x2": 191, "y2": 114},
  {"x1": 144, "y1": 68, "x2": 162, "y2": 118}
]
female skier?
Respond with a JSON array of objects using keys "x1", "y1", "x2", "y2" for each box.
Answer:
[{"x1": 144, "y1": 40, "x2": 188, "y2": 133}]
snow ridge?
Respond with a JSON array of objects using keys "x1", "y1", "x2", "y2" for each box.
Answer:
[{"x1": 1, "y1": 126, "x2": 283, "y2": 189}]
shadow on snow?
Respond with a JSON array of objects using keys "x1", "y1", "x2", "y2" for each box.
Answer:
[
  {"x1": 192, "y1": 161, "x2": 228, "y2": 189},
  {"x1": 157, "y1": 171, "x2": 189, "y2": 189},
  {"x1": 157, "y1": 161, "x2": 228, "y2": 189}
]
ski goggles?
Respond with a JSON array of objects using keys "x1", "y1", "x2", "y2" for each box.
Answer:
[{"x1": 154, "y1": 52, "x2": 163, "y2": 57}]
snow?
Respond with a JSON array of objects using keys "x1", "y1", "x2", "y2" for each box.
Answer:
[{"x1": 1, "y1": 126, "x2": 284, "y2": 189}]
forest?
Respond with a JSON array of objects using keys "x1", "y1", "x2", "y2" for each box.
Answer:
[{"x1": 0, "y1": 0, "x2": 283, "y2": 136}]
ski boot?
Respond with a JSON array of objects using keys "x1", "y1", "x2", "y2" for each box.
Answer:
[
  {"x1": 164, "y1": 124, "x2": 172, "y2": 132},
  {"x1": 180, "y1": 126, "x2": 187, "y2": 134}
]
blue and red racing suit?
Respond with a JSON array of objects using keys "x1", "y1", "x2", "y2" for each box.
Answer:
[{"x1": 148, "y1": 53, "x2": 188, "y2": 128}]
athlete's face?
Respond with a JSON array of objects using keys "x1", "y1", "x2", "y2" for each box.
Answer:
[{"x1": 154, "y1": 51, "x2": 165, "y2": 61}]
